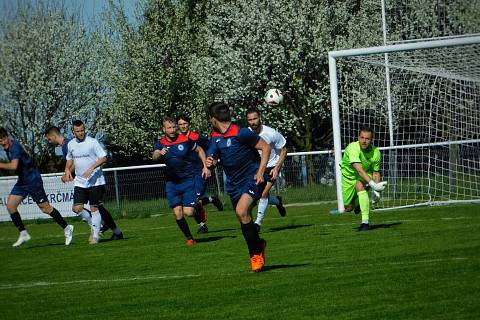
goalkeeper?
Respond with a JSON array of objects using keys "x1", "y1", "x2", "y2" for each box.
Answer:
[{"x1": 340, "y1": 127, "x2": 386, "y2": 231}]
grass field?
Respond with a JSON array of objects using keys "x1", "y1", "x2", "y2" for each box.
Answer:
[{"x1": 1, "y1": 203, "x2": 479, "y2": 319}]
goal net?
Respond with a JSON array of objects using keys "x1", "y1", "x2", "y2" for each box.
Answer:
[{"x1": 329, "y1": 35, "x2": 480, "y2": 211}]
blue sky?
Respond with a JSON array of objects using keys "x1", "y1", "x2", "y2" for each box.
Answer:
[{"x1": 0, "y1": 0, "x2": 138, "y2": 26}]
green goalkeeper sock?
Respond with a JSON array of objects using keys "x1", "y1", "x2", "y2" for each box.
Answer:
[{"x1": 358, "y1": 190, "x2": 370, "y2": 223}]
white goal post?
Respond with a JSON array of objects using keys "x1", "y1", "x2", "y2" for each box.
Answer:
[{"x1": 329, "y1": 35, "x2": 480, "y2": 212}]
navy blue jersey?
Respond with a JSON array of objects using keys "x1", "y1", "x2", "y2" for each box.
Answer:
[
  {"x1": 207, "y1": 124, "x2": 261, "y2": 185},
  {"x1": 154, "y1": 135, "x2": 197, "y2": 182},
  {"x1": 5, "y1": 139, "x2": 41, "y2": 185},
  {"x1": 61, "y1": 138, "x2": 71, "y2": 159},
  {"x1": 181, "y1": 131, "x2": 209, "y2": 173}
]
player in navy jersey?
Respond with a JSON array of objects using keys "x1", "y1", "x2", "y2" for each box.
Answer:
[
  {"x1": 45, "y1": 126, "x2": 118, "y2": 239},
  {"x1": 205, "y1": 102, "x2": 271, "y2": 272},
  {"x1": 177, "y1": 114, "x2": 224, "y2": 233},
  {"x1": 0, "y1": 127, "x2": 74, "y2": 247},
  {"x1": 153, "y1": 117, "x2": 210, "y2": 246}
]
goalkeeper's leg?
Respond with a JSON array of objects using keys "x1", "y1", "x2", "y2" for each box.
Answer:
[{"x1": 357, "y1": 189, "x2": 370, "y2": 231}]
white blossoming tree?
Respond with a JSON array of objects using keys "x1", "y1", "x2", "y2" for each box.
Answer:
[
  {"x1": 190, "y1": 0, "x2": 383, "y2": 151},
  {"x1": 0, "y1": 2, "x2": 109, "y2": 167}
]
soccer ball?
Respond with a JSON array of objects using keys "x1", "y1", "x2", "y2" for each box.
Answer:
[{"x1": 264, "y1": 88, "x2": 284, "y2": 105}]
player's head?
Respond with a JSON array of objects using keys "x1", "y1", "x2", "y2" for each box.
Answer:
[
  {"x1": 0, "y1": 127, "x2": 10, "y2": 149},
  {"x1": 72, "y1": 120, "x2": 86, "y2": 142},
  {"x1": 208, "y1": 102, "x2": 231, "y2": 129},
  {"x1": 44, "y1": 126, "x2": 63, "y2": 146},
  {"x1": 246, "y1": 107, "x2": 262, "y2": 133},
  {"x1": 177, "y1": 114, "x2": 191, "y2": 134},
  {"x1": 162, "y1": 116, "x2": 177, "y2": 140},
  {"x1": 358, "y1": 127, "x2": 374, "y2": 150}
]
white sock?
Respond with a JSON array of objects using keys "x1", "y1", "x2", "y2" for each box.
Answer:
[
  {"x1": 79, "y1": 210, "x2": 92, "y2": 226},
  {"x1": 255, "y1": 198, "x2": 269, "y2": 225},
  {"x1": 362, "y1": 220, "x2": 369, "y2": 224},
  {"x1": 199, "y1": 222, "x2": 205, "y2": 227},
  {"x1": 91, "y1": 212, "x2": 102, "y2": 238}
]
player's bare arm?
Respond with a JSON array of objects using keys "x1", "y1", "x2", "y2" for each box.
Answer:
[
  {"x1": 194, "y1": 145, "x2": 211, "y2": 179},
  {"x1": 83, "y1": 156, "x2": 107, "y2": 178},
  {"x1": 63, "y1": 159, "x2": 74, "y2": 182},
  {"x1": 0, "y1": 158, "x2": 19, "y2": 171},
  {"x1": 270, "y1": 146, "x2": 287, "y2": 180},
  {"x1": 254, "y1": 138, "x2": 271, "y2": 185}
]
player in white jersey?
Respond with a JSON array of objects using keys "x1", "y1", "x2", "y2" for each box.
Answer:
[
  {"x1": 64, "y1": 120, "x2": 123, "y2": 244},
  {"x1": 246, "y1": 107, "x2": 288, "y2": 232}
]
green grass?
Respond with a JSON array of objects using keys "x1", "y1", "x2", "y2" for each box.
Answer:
[{"x1": 0, "y1": 203, "x2": 479, "y2": 319}]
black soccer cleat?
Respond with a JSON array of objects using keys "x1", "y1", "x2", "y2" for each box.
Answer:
[
  {"x1": 354, "y1": 206, "x2": 361, "y2": 214},
  {"x1": 254, "y1": 223, "x2": 261, "y2": 233},
  {"x1": 110, "y1": 232, "x2": 124, "y2": 240},
  {"x1": 357, "y1": 223, "x2": 370, "y2": 232},
  {"x1": 211, "y1": 196, "x2": 224, "y2": 211},
  {"x1": 276, "y1": 196, "x2": 287, "y2": 217},
  {"x1": 197, "y1": 224, "x2": 209, "y2": 234}
]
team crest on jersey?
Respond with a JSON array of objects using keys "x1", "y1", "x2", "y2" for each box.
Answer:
[
  {"x1": 227, "y1": 139, "x2": 231, "y2": 147},
  {"x1": 178, "y1": 145, "x2": 184, "y2": 151}
]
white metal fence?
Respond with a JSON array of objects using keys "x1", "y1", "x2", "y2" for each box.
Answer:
[{"x1": 0, "y1": 151, "x2": 336, "y2": 221}]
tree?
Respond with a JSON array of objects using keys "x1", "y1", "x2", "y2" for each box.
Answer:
[
  {"x1": 0, "y1": 1, "x2": 109, "y2": 168},
  {"x1": 98, "y1": 0, "x2": 206, "y2": 159},
  {"x1": 190, "y1": 0, "x2": 383, "y2": 152}
]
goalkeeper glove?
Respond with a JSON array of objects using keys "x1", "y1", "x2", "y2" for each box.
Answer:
[{"x1": 368, "y1": 180, "x2": 387, "y2": 192}]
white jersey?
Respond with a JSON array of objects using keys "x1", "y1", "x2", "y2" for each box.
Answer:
[
  {"x1": 66, "y1": 136, "x2": 107, "y2": 188},
  {"x1": 252, "y1": 125, "x2": 287, "y2": 168}
]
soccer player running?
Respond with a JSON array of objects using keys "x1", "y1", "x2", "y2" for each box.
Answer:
[
  {"x1": 0, "y1": 127, "x2": 74, "y2": 247},
  {"x1": 45, "y1": 126, "x2": 118, "y2": 238},
  {"x1": 340, "y1": 127, "x2": 387, "y2": 231},
  {"x1": 246, "y1": 107, "x2": 287, "y2": 232},
  {"x1": 153, "y1": 117, "x2": 211, "y2": 246},
  {"x1": 178, "y1": 114, "x2": 224, "y2": 211},
  {"x1": 177, "y1": 114, "x2": 224, "y2": 233},
  {"x1": 63, "y1": 120, "x2": 123, "y2": 244},
  {"x1": 205, "y1": 102, "x2": 271, "y2": 272}
]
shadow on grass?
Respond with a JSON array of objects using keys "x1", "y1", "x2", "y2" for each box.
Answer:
[
  {"x1": 370, "y1": 222, "x2": 402, "y2": 230},
  {"x1": 26, "y1": 243, "x2": 65, "y2": 249},
  {"x1": 204, "y1": 228, "x2": 237, "y2": 234},
  {"x1": 267, "y1": 224, "x2": 314, "y2": 233},
  {"x1": 262, "y1": 263, "x2": 310, "y2": 272},
  {"x1": 353, "y1": 222, "x2": 402, "y2": 231},
  {"x1": 196, "y1": 235, "x2": 237, "y2": 243}
]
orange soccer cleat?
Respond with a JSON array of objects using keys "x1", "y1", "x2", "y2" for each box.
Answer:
[
  {"x1": 186, "y1": 239, "x2": 197, "y2": 246},
  {"x1": 250, "y1": 240, "x2": 267, "y2": 272}
]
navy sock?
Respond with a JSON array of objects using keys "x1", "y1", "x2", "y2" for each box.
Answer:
[
  {"x1": 50, "y1": 208, "x2": 68, "y2": 229},
  {"x1": 240, "y1": 220, "x2": 262, "y2": 256},
  {"x1": 193, "y1": 203, "x2": 202, "y2": 224},
  {"x1": 10, "y1": 211, "x2": 26, "y2": 232},
  {"x1": 98, "y1": 206, "x2": 117, "y2": 230},
  {"x1": 176, "y1": 217, "x2": 193, "y2": 240}
]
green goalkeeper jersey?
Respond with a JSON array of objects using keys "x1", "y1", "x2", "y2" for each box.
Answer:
[{"x1": 340, "y1": 141, "x2": 382, "y2": 180}]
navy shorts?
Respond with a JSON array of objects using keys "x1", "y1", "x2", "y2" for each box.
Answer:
[
  {"x1": 226, "y1": 176, "x2": 266, "y2": 209},
  {"x1": 263, "y1": 167, "x2": 278, "y2": 184},
  {"x1": 166, "y1": 179, "x2": 198, "y2": 208},
  {"x1": 10, "y1": 181, "x2": 48, "y2": 204},
  {"x1": 194, "y1": 175, "x2": 207, "y2": 199},
  {"x1": 73, "y1": 185, "x2": 105, "y2": 207}
]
